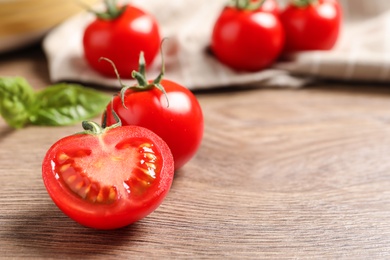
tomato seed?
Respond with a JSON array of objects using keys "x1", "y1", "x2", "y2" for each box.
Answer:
[
  {"x1": 66, "y1": 174, "x2": 77, "y2": 185},
  {"x1": 60, "y1": 163, "x2": 71, "y2": 173},
  {"x1": 143, "y1": 152, "x2": 157, "y2": 162},
  {"x1": 96, "y1": 190, "x2": 104, "y2": 203},
  {"x1": 108, "y1": 187, "x2": 117, "y2": 202},
  {"x1": 75, "y1": 180, "x2": 84, "y2": 190},
  {"x1": 58, "y1": 153, "x2": 69, "y2": 163},
  {"x1": 145, "y1": 162, "x2": 156, "y2": 170},
  {"x1": 79, "y1": 184, "x2": 91, "y2": 199}
]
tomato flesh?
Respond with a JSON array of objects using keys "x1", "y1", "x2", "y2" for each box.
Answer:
[
  {"x1": 55, "y1": 137, "x2": 159, "y2": 203},
  {"x1": 42, "y1": 125, "x2": 174, "y2": 229}
]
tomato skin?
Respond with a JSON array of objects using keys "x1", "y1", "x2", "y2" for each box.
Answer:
[
  {"x1": 280, "y1": 0, "x2": 342, "y2": 52},
  {"x1": 83, "y1": 5, "x2": 161, "y2": 78},
  {"x1": 211, "y1": 6, "x2": 285, "y2": 71},
  {"x1": 105, "y1": 79, "x2": 204, "y2": 170},
  {"x1": 42, "y1": 125, "x2": 174, "y2": 230},
  {"x1": 260, "y1": 0, "x2": 280, "y2": 16}
]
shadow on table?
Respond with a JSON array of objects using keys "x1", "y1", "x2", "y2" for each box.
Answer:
[
  {"x1": 5, "y1": 203, "x2": 143, "y2": 258},
  {"x1": 306, "y1": 79, "x2": 390, "y2": 95},
  {"x1": 0, "y1": 126, "x2": 14, "y2": 140}
]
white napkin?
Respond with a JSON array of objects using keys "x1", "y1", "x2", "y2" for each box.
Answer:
[{"x1": 276, "y1": 1, "x2": 390, "y2": 82}]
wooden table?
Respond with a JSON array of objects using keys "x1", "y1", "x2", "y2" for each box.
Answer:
[{"x1": 1, "y1": 45, "x2": 390, "y2": 259}]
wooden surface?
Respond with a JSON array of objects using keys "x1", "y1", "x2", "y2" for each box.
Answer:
[{"x1": 1, "y1": 45, "x2": 390, "y2": 259}]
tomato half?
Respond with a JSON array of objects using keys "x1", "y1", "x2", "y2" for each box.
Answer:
[
  {"x1": 83, "y1": 4, "x2": 161, "y2": 78},
  {"x1": 280, "y1": 0, "x2": 342, "y2": 52},
  {"x1": 104, "y1": 79, "x2": 204, "y2": 171},
  {"x1": 42, "y1": 124, "x2": 174, "y2": 230},
  {"x1": 211, "y1": 3, "x2": 285, "y2": 71}
]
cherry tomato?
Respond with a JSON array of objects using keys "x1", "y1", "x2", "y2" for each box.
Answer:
[
  {"x1": 211, "y1": 0, "x2": 285, "y2": 71},
  {"x1": 83, "y1": 1, "x2": 161, "y2": 78},
  {"x1": 280, "y1": 0, "x2": 342, "y2": 52},
  {"x1": 259, "y1": 0, "x2": 280, "y2": 16},
  {"x1": 42, "y1": 122, "x2": 174, "y2": 230},
  {"x1": 105, "y1": 79, "x2": 204, "y2": 171}
]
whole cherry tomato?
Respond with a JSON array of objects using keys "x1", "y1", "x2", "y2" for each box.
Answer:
[
  {"x1": 211, "y1": 0, "x2": 285, "y2": 72},
  {"x1": 83, "y1": 0, "x2": 161, "y2": 78},
  {"x1": 42, "y1": 121, "x2": 174, "y2": 230},
  {"x1": 103, "y1": 53, "x2": 204, "y2": 171},
  {"x1": 260, "y1": 0, "x2": 280, "y2": 16},
  {"x1": 280, "y1": 0, "x2": 342, "y2": 52}
]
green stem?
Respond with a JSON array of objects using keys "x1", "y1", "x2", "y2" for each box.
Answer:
[
  {"x1": 100, "y1": 39, "x2": 170, "y2": 110},
  {"x1": 101, "y1": 96, "x2": 122, "y2": 129},
  {"x1": 291, "y1": 0, "x2": 318, "y2": 7},
  {"x1": 82, "y1": 109, "x2": 121, "y2": 133},
  {"x1": 230, "y1": 0, "x2": 266, "y2": 10},
  {"x1": 132, "y1": 71, "x2": 149, "y2": 87},
  {"x1": 92, "y1": 0, "x2": 126, "y2": 20},
  {"x1": 82, "y1": 121, "x2": 104, "y2": 135}
]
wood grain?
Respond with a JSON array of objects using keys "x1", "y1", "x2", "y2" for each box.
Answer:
[{"x1": 1, "y1": 46, "x2": 390, "y2": 259}]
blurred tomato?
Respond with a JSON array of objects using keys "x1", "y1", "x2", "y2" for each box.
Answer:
[
  {"x1": 280, "y1": 0, "x2": 342, "y2": 52},
  {"x1": 211, "y1": 0, "x2": 284, "y2": 71}
]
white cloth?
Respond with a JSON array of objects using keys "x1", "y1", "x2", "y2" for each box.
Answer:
[{"x1": 43, "y1": 0, "x2": 390, "y2": 90}]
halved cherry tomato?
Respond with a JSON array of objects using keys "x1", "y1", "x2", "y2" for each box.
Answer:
[
  {"x1": 280, "y1": 0, "x2": 342, "y2": 52},
  {"x1": 83, "y1": 0, "x2": 161, "y2": 78},
  {"x1": 42, "y1": 122, "x2": 174, "y2": 230}
]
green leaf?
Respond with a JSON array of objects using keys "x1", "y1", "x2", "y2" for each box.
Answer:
[
  {"x1": 30, "y1": 83, "x2": 111, "y2": 126},
  {"x1": 0, "y1": 77, "x2": 37, "y2": 128}
]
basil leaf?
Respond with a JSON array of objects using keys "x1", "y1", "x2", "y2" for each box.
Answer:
[
  {"x1": 0, "y1": 77, "x2": 111, "y2": 128},
  {"x1": 0, "y1": 77, "x2": 37, "y2": 128},
  {"x1": 30, "y1": 83, "x2": 111, "y2": 126}
]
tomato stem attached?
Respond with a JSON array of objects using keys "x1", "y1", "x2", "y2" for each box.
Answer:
[
  {"x1": 82, "y1": 113, "x2": 121, "y2": 134},
  {"x1": 131, "y1": 54, "x2": 149, "y2": 87},
  {"x1": 101, "y1": 96, "x2": 122, "y2": 129},
  {"x1": 82, "y1": 121, "x2": 104, "y2": 135},
  {"x1": 100, "y1": 39, "x2": 170, "y2": 110},
  {"x1": 121, "y1": 49, "x2": 169, "y2": 108},
  {"x1": 290, "y1": 0, "x2": 318, "y2": 7},
  {"x1": 229, "y1": 0, "x2": 266, "y2": 11},
  {"x1": 87, "y1": 0, "x2": 126, "y2": 20}
]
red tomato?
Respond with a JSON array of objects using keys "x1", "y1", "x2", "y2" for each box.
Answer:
[
  {"x1": 42, "y1": 123, "x2": 174, "y2": 230},
  {"x1": 211, "y1": 2, "x2": 285, "y2": 71},
  {"x1": 83, "y1": 4, "x2": 161, "y2": 78},
  {"x1": 259, "y1": 0, "x2": 280, "y2": 16},
  {"x1": 104, "y1": 79, "x2": 204, "y2": 170},
  {"x1": 280, "y1": 0, "x2": 342, "y2": 52}
]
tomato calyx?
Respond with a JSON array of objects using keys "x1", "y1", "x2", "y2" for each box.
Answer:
[
  {"x1": 290, "y1": 0, "x2": 318, "y2": 7},
  {"x1": 100, "y1": 41, "x2": 169, "y2": 109},
  {"x1": 84, "y1": 107, "x2": 121, "y2": 134},
  {"x1": 82, "y1": 120, "x2": 106, "y2": 135},
  {"x1": 229, "y1": 0, "x2": 266, "y2": 11},
  {"x1": 126, "y1": 51, "x2": 167, "y2": 100},
  {"x1": 89, "y1": 0, "x2": 126, "y2": 20}
]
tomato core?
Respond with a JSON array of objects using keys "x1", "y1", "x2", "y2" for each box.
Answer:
[{"x1": 53, "y1": 137, "x2": 161, "y2": 205}]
